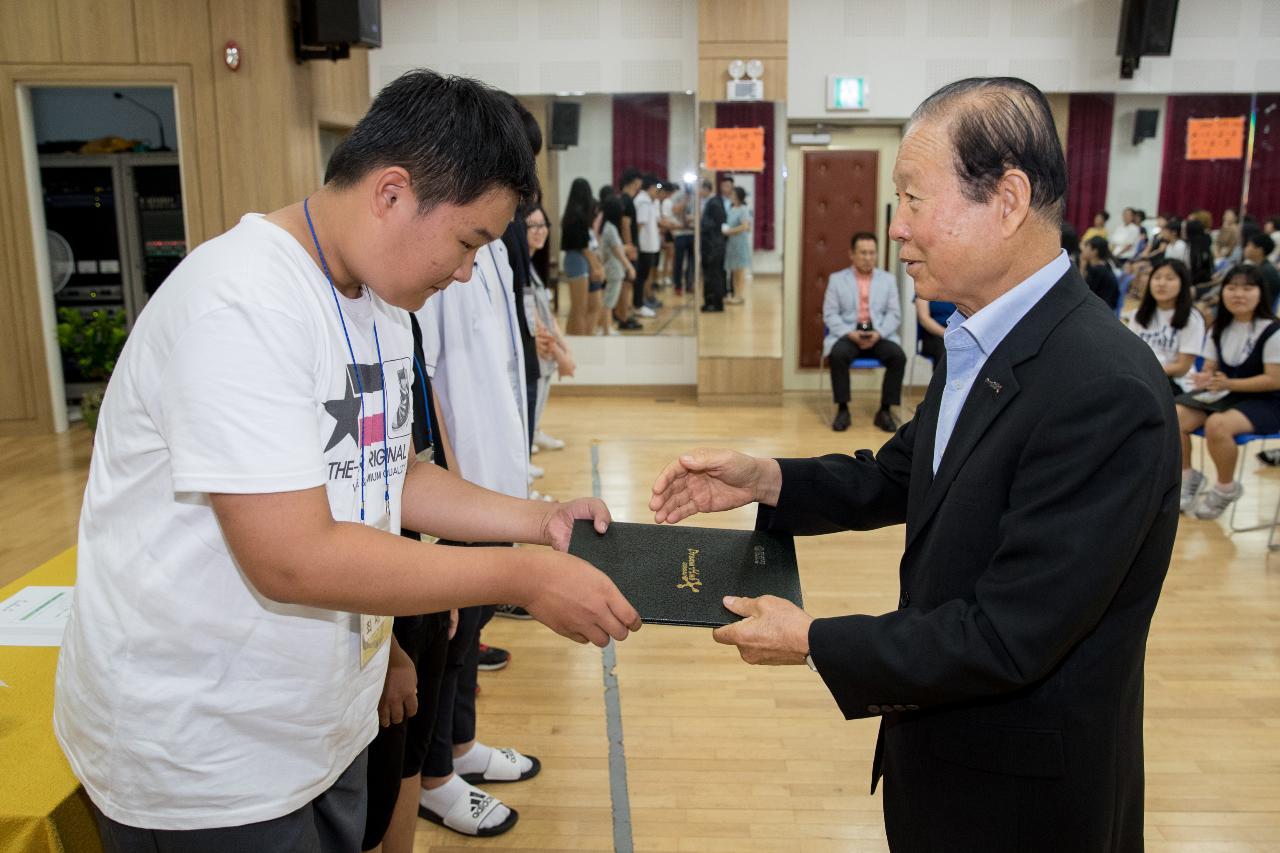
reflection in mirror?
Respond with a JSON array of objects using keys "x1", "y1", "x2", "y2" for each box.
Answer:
[
  {"x1": 543, "y1": 92, "x2": 697, "y2": 338},
  {"x1": 696, "y1": 101, "x2": 786, "y2": 362}
]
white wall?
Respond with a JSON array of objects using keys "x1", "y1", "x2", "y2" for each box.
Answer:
[
  {"x1": 1105, "y1": 94, "x2": 1169, "y2": 219},
  {"x1": 552, "y1": 93, "x2": 697, "y2": 215},
  {"x1": 372, "y1": 0, "x2": 697, "y2": 96},
  {"x1": 788, "y1": 0, "x2": 1280, "y2": 120},
  {"x1": 554, "y1": 95, "x2": 614, "y2": 213}
]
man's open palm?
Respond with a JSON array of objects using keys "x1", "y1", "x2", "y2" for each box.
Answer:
[{"x1": 649, "y1": 448, "x2": 762, "y2": 524}]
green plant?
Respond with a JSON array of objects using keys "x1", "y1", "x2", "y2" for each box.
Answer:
[{"x1": 56, "y1": 308, "x2": 127, "y2": 381}]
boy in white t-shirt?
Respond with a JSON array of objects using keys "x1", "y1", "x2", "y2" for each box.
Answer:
[{"x1": 54, "y1": 69, "x2": 640, "y2": 853}]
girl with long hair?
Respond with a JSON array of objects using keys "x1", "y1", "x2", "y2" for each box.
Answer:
[{"x1": 1176, "y1": 265, "x2": 1280, "y2": 519}]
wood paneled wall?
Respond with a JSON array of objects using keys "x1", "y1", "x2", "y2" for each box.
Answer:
[
  {"x1": 697, "y1": 0, "x2": 788, "y2": 104},
  {"x1": 0, "y1": 0, "x2": 371, "y2": 434}
]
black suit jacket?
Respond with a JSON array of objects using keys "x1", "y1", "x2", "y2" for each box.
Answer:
[
  {"x1": 758, "y1": 269, "x2": 1179, "y2": 853},
  {"x1": 701, "y1": 195, "x2": 727, "y2": 259}
]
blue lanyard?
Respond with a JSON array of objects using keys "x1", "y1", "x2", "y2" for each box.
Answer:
[{"x1": 303, "y1": 197, "x2": 389, "y2": 522}]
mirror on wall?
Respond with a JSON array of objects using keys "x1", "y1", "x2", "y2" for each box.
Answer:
[
  {"x1": 695, "y1": 100, "x2": 787, "y2": 363},
  {"x1": 540, "y1": 91, "x2": 698, "y2": 339}
]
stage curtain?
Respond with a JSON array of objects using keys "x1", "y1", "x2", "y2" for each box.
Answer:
[
  {"x1": 1157, "y1": 94, "x2": 1252, "y2": 221},
  {"x1": 715, "y1": 101, "x2": 776, "y2": 251},
  {"x1": 612, "y1": 94, "x2": 669, "y2": 190},
  {"x1": 1065, "y1": 93, "x2": 1114, "y2": 235}
]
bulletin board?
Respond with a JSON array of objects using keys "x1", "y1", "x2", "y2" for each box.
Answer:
[
  {"x1": 1186, "y1": 116, "x2": 1246, "y2": 161},
  {"x1": 705, "y1": 127, "x2": 765, "y2": 172}
]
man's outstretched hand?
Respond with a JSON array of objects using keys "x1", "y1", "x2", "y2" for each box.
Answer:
[{"x1": 649, "y1": 448, "x2": 781, "y2": 524}]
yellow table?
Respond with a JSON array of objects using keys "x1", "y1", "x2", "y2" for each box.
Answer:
[{"x1": 0, "y1": 549, "x2": 102, "y2": 853}]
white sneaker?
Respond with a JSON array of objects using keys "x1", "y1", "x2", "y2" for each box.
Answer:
[
  {"x1": 528, "y1": 463, "x2": 544, "y2": 479},
  {"x1": 530, "y1": 442, "x2": 540, "y2": 455},
  {"x1": 636, "y1": 306, "x2": 656, "y2": 318},
  {"x1": 533, "y1": 431, "x2": 565, "y2": 451},
  {"x1": 1179, "y1": 469, "x2": 1205, "y2": 513},
  {"x1": 607, "y1": 325, "x2": 620, "y2": 336},
  {"x1": 1194, "y1": 481, "x2": 1243, "y2": 520}
]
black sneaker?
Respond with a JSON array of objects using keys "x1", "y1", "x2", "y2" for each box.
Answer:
[
  {"x1": 617, "y1": 318, "x2": 643, "y2": 330},
  {"x1": 494, "y1": 604, "x2": 532, "y2": 620},
  {"x1": 477, "y1": 643, "x2": 510, "y2": 671},
  {"x1": 873, "y1": 407, "x2": 901, "y2": 433},
  {"x1": 832, "y1": 407, "x2": 851, "y2": 432},
  {"x1": 1258, "y1": 449, "x2": 1280, "y2": 467}
]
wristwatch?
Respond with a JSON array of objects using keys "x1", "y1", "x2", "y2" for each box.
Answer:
[{"x1": 805, "y1": 653, "x2": 818, "y2": 672}]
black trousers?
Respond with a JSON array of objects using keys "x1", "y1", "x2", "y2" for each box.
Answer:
[
  {"x1": 829, "y1": 336, "x2": 906, "y2": 409},
  {"x1": 673, "y1": 234, "x2": 695, "y2": 291},
  {"x1": 423, "y1": 600, "x2": 496, "y2": 777},
  {"x1": 702, "y1": 249, "x2": 726, "y2": 308},
  {"x1": 633, "y1": 251, "x2": 657, "y2": 308}
]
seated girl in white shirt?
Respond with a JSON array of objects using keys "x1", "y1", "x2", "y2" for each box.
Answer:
[{"x1": 1125, "y1": 258, "x2": 1205, "y2": 395}]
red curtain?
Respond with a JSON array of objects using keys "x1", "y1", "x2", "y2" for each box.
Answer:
[
  {"x1": 1157, "y1": 94, "x2": 1251, "y2": 220},
  {"x1": 715, "y1": 101, "x2": 775, "y2": 251},
  {"x1": 1247, "y1": 93, "x2": 1280, "y2": 220},
  {"x1": 611, "y1": 94, "x2": 669, "y2": 189},
  {"x1": 1064, "y1": 93, "x2": 1114, "y2": 235}
]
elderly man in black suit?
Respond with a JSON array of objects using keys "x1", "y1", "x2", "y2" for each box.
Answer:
[
  {"x1": 650, "y1": 77, "x2": 1179, "y2": 853},
  {"x1": 700, "y1": 179, "x2": 728, "y2": 312}
]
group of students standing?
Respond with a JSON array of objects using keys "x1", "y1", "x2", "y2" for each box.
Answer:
[{"x1": 559, "y1": 169, "x2": 700, "y2": 335}]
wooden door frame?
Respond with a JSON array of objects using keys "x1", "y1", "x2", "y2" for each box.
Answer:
[{"x1": 0, "y1": 64, "x2": 205, "y2": 435}]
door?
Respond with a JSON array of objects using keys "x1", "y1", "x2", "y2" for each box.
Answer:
[{"x1": 799, "y1": 150, "x2": 878, "y2": 368}]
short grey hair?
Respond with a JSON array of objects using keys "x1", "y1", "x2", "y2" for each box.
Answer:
[{"x1": 909, "y1": 77, "x2": 1067, "y2": 225}]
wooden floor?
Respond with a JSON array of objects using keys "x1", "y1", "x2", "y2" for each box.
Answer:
[
  {"x1": 553, "y1": 276, "x2": 697, "y2": 338},
  {"x1": 698, "y1": 274, "x2": 783, "y2": 359},
  {"x1": 4, "y1": 392, "x2": 1280, "y2": 852}
]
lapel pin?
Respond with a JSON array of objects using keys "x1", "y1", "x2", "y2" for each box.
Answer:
[{"x1": 984, "y1": 378, "x2": 1002, "y2": 395}]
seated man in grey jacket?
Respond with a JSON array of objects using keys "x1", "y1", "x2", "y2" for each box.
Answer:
[{"x1": 823, "y1": 231, "x2": 907, "y2": 432}]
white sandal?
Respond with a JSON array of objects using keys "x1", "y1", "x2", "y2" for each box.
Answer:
[
  {"x1": 418, "y1": 782, "x2": 518, "y2": 837},
  {"x1": 460, "y1": 746, "x2": 542, "y2": 784}
]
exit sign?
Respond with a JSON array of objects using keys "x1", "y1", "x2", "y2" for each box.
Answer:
[{"x1": 827, "y1": 75, "x2": 867, "y2": 111}]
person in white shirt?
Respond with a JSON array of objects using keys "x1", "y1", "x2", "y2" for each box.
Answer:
[
  {"x1": 54, "y1": 69, "x2": 640, "y2": 853},
  {"x1": 632, "y1": 174, "x2": 662, "y2": 316},
  {"x1": 414, "y1": 240, "x2": 542, "y2": 838},
  {"x1": 1110, "y1": 207, "x2": 1143, "y2": 261},
  {"x1": 1161, "y1": 218, "x2": 1189, "y2": 264},
  {"x1": 1177, "y1": 265, "x2": 1280, "y2": 520},
  {"x1": 1125, "y1": 258, "x2": 1205, "y2": 394}
]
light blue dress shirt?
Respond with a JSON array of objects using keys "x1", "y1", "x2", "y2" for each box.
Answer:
[{"x1": 932, "y1": 251, "x2": 1071, "y2": 474}]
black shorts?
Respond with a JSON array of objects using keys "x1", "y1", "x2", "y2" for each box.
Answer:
[{"x1": 362, "y1": 610, "x2": 451, "y2": 850}]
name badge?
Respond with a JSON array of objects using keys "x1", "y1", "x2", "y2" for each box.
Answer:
[{"x1": 359, "y1": 512, "x2": 393, "y2": 669}]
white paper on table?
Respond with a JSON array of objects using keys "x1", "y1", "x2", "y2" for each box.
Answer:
[{"x1": 0, "y1": 586, "x2": 74, "y2": 647}]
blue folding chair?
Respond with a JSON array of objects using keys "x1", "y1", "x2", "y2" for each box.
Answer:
[
  {"x1": 1115, "y1": 271, "x2": 1134, "y2": 317},
  {"x1": 1189, "y1": 426, "x2": 1280, "y2": 548},
  {"x1": 818, "y1": 324, "x2": 884, "y2": 424}
]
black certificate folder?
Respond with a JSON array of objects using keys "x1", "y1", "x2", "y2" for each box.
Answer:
[{"x1": 568, "y1": 520, "x2": 801, "y2": 628}]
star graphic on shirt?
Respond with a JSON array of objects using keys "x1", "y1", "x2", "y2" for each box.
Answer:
[{"x1": 323, "y1": 376, "x2": 361, "y2": 452}]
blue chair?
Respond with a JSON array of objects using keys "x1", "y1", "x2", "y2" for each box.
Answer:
[
  {"x1": 1115, "y1": 271, "x2": 1134, "y2": 317},
  {"x1": 818, "y1": 324, "x2": 885, "y2": 424},
  {"x1": 1188, "y1": 426, "x2": 1280, "y2": 548}
]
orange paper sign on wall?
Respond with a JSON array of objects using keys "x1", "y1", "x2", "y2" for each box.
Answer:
[
  {"x1": 1186, "y1": 116, "x2": 1246, "y2": 161},
  {"x1": 705, "y1": 127, "x2": 766, "y2": 172}
]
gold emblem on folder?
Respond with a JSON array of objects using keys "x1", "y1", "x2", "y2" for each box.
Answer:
[{"x1": 677, "y1": 548, "x2": 702, "y2": 593}]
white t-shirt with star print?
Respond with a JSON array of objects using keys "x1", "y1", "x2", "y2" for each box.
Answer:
[{"x1": 54, "y1": 213, "x2": 414, "y2": 830}]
